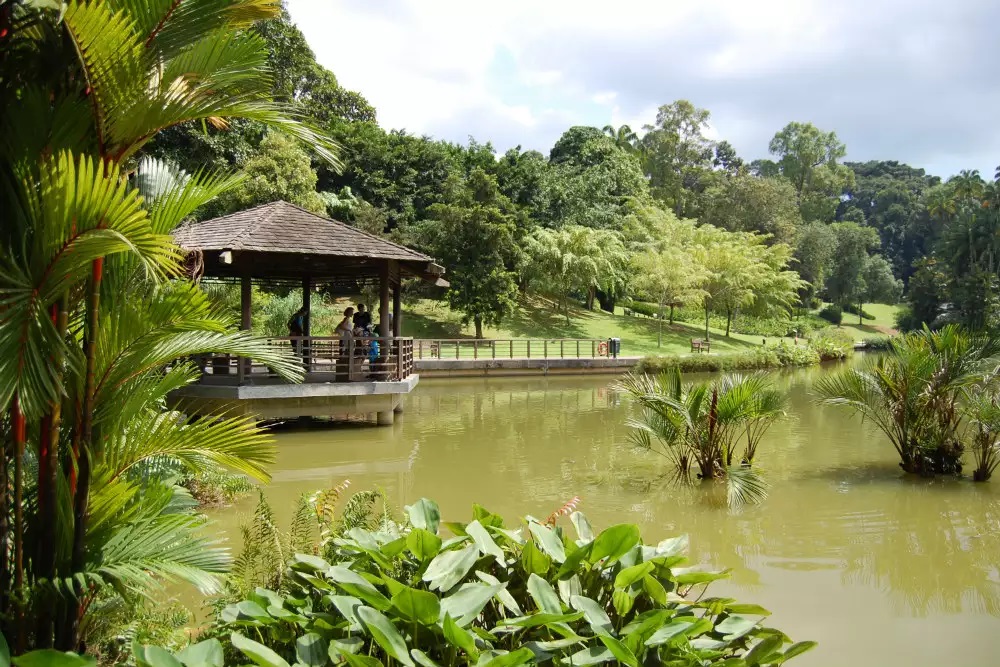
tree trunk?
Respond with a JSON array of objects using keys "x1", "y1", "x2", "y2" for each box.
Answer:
[
  {"x1": 669, "y1": 304, "x2": 675, "y2": 325},
  {"x1": 10, "y1": 396, "x2": 26, "y2": 652},
  {"x1": 596, "y1": 289, "x2": 616, "y2": 313},
  {"x1": 474, "y1": 314, "x2": 483, "y2": 340},
  {"x1": 657, "y1": 304, "x2": 663, "y2": 348},
  {"x1": 725, "y1": 308, "x2": 732, "y2": 337},
  {"x1": 704, "y1": 304, "x2": 711, "y2": 341},
  {"x1": 859, "y1": 301, "x2": 863, "y2": 325},
  {"x1": 586, "y1": 286, "x2": 595, "y2": 311}
]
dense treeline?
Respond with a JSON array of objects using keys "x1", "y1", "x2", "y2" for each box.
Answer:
[{"x1": 152, "y1": 7, "x2": 997, "y2": 337}]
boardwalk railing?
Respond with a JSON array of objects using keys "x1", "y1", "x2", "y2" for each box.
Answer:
[
  {"x1": 197, "y1": 337, "x2": 414, "y2": 384},
  {"x1": 414, "y1": 338, "x2": 615, "y2": 360}
]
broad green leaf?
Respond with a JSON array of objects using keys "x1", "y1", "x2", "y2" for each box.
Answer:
[
  {"x1": 566, "y1": 645, "x2": 615, "y2": 665},
  {"x1": 466, "y1": 520, "x2": 505, "y2": 564},
  {"x1": 556, "y1": 542, "x2": 593, "y2": 578},
  {"x1": 133, "y1": 646, "x2": 182, "y2": 667},
  {"x1": 326, "y1": 594, "x2": 365, "y2": 628},
  {"x1": 440, "y1": 583, "x2": 502, "y2": 627},
  {"x1": 782, "y1": 641, "x2": 818, "y2": 661},
  {"x1": 519, "y1": 540, "x2": 551, "y2": 576},
  {"x1": 597, "y1": 636, "x2": 638, "y2": 667},
  {"x1": 291, "y1": 554, "x2": 331, "y2": 572},
  {"x1": 295, "y1": 633, "x2": 329, "y2": 667},
  {"x1": 230, "y1": 632, "x2": 291, "y2": 667},
  {"x1": 527, "y1": 522, "x2": 566, "y2": 563},
  {"x1": 12, "y1": 653, "x2": 95, "y2": 667},
  {"x1": 744, "y1": 634, "x2": 783, "y2": 666},
  {"x1": 589, "y1": 525, "x2": 640, "y2": 566},
  {"x1": 725, "y1": 603, "x2": 771, "y2": 616},
  {"x1": 557, "y1": 575, "x2": 582, "y2": 606},
  {"x1": 614, "y1": 562, "x2": 654, "y2": 589},
  {"x1": 672, "y1": 568, "x2": 729, "y2": 585},
  {"x1": 391, "y1": 586, "x2": 441, "y2": 625},
  {"x1": 683, "y1": 618, "x2": 715, "y2": 638},
  {"x1": 477, "y1": 571, "x2": 523, "y2": 615},
  {"x1": 642, "y1": 575, "x2": 667, "y2": 605},
  {"x1": 715, "y1": 615, "x2": 759, "y2": 641},
  {"x1": 612, "y1": 589, "x2": 634, "y2": 616},
  {"x1": 356, "y1": 606, "x2": 414, "y2": 667},
  {"x1": 525, "y1": 637, "x2": 586, "y2": 651},
  {"x1": 406, "y1": 528, "x2": 442, "y2": 561},
  {"x1": 570, "y1": 595, "x2": 614, "y2": 637},
  {"x1": 328, "y1": 566, "x2": 391, "y2": 610},
  {"x1": 410, "y1": 650, "x2": 441, "y2": 667},
  {"x1": 526, "y1": 573, "x2": 562, "y2": 614},
  {"x1": 176, "y1": 639, "x2": 224, "y2": 667},
  {"x1": 423, "y1": 545, "x2": 480, "y2": 592},
  {"x1": 330, "y1": 637, "x2": 364, "y2": 657},
  {"x1": 645, "y1": 620, "x2": 694, "y2": 646},
  {"x1": 570, "y1": 511, "x2": 595, "y2": 542},
  {"x1": 406, "y1": 498, "x2": 441, "y2": 534},
  {"x1": 622, "y1": 610, "x2": 673, "y2": 641},
  {"x1": 443, "y1": 613, "x2": 479, "y2": 658},
  {"x1": 340, "y1": 654, "x2": 383, "y2": 667},
  {"x1": 480, "y1": 648, "x2": 534, "y2": 667},
  {"x1": 252, "y1": 588, "x2": 285, "y2": 610},
  {"x1": 655, "y1": 535, "x2": 689, "y2": 558},
  {"x1": 495, "y1": 612, "x2": 585, "y2": 629},
  {"x1": 382, "y1": 536, "x2": 408, "y2": 558},
  {"x1": 227, "y1": 600, "x2": 273, "y2": 624}
]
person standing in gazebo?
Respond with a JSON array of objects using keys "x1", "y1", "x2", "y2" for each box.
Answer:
[{"x1": 335, "y1": 307, "x2": 355, "y2": 380}]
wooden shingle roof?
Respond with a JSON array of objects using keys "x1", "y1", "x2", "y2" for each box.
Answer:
[{"x1": 173, "y1": 200, "x2": 432, "y2": 263}]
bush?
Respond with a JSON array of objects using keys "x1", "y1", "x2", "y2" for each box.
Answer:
[
  {"x1": 810, "y1": 328, "x2": 855, "y2": 361},
  {"x1": 842, "y1": 303, "x2": 875, "y2": 320},
  {"x1": 860, "y1": 335, "x2": 894, "y2": 351},
  {"x1": 206, "y1": 498, "x2": 815, "y2": 667},
  {"x1": 808, "y1": 297, "x2": 823, "y2": 309},
  {"x1": 771, "y1": 341, "x2": 821, "y2": 366},
  {"x1": 818, "y1": 305, "x2": 843, "y2": 325},
  {"x1": 626, "y1": 300, "x2": 661, "y2": 318},
  {"x1": 894, "y1": 304, "x2": 921, "y2": 332}
]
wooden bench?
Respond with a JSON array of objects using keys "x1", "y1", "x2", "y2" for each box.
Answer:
[{"x1": 690, "y1": 338, "x2": 711, "y2": 354}]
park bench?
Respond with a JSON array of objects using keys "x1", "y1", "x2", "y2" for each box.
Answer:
[{"x1": 690, "y1": 338, "x2": 711, "y2": 354}]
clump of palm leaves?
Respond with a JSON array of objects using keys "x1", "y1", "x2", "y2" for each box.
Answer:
[
  {"x1": 619, "y1": 369, "x2": 787, "y2": 506},
  {"x1": 815, "y1": 325, "x2": 1000, "y2": 478}
]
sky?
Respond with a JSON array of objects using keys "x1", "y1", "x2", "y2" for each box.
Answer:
[{"x1": 286, "y1": 0, "x2": 1000, "y2": 180}]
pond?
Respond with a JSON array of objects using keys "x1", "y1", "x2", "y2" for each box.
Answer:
[{"x1": 211, "y1": 363, "x2": 1000, "y2": 667}]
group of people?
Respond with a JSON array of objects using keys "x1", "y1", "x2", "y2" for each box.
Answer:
[{"x1": 288, "y1": 303, "x2": 392, "y2": 366}]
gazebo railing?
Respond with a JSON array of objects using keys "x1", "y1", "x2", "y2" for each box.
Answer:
[
  {"x1": 413, "y1": 338, "x2": 614, "y2": 360},
  {"x1": 197, "y1": 336, "x2": 414, "y2": 384}
]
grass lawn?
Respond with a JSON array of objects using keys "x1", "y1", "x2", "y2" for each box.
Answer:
[
  {"x1": 398, "y1": 296, "x2": 764, "y2": 358},
  {"x1": 819, "y1": 302, "x2": 902, "y2": 338}
]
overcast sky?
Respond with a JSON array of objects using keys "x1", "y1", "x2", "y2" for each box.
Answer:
[{"x1": 287, "y1": 0, "x2": 999, "y2": 180}]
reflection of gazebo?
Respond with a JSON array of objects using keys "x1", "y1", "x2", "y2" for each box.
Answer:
[{"x1": 169, "y1": 201, "x2": 447, "y2": 425}]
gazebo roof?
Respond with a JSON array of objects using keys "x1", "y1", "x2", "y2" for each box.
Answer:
[{"x1": 173, "y1": 201, "x2": 445, "y2": 285}]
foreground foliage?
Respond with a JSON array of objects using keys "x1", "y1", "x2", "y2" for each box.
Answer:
[
  {"x1": 204, "y1": 498, "x2": 815, "y2": 666},
  {"x1": 815, "y1": 325, "x2": 1000, "y2": 479}
]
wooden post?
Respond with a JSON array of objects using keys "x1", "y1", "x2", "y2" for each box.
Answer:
[
  {"x1": 302, "y1": 275, "x2": 311, "y2": 369},
  {"x1": 379, "y1": 262, "x2": 390, "y2": 340},
  {"x1": 392, "y1": 281, "x2": 401, "y2": 337},
  {"x1": 239, "y1": 275, "x2": 251, "y2": 383}
]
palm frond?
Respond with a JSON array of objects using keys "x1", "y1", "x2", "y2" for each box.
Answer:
[{"x1": 726, "y1": 466, "x2": 769, "y2": 508}]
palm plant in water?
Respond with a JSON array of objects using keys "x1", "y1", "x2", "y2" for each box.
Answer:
[
  {"x1": 0, "y1": 0, "x2": 335, "y2": 652},
  {"x1": 620, "y1": 369, "x2": 787, "y2": 506},
  {"x1": 815, "y1": 325, "x2": 1000, "y2": 478}
]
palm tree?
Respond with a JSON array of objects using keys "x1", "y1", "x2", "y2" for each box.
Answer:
[
  {"x1": 815, "y1": 325, "x2": 1000, "y2": 476},
  {"x1": 0, "y1": 0, "x2": 335, "y2": 651},
  {"x1": 602, "y1": 124, "x2": 639, "y2": 152},
  {"x1": 950, "y1": 169, "x2": 985, "y2": 202},
  {"x1": 620, "y1": 369, "x2": 786, "y2": 506}
]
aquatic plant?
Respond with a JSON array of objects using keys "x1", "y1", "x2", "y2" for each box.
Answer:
[
  {"x1": 619, "y1": 369, "x2": 787, "y2": 506},
  {"x1": 815, "y1": 325, "x2": 1000, "y2": 478},
  {"x1": 201, "y1": 498, "x2": 814, "y2": 666}
]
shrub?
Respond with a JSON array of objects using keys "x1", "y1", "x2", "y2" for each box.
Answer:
[
  {"x1": 626, "y1": 300, "x2": 662, "y2": 318},
  {"x1": 207, "y1": 498, "x2": 815, "y2": 667},
  {"x1": 818, "y1": 305, "x2": 843, "y2": 325},
  {"x1": 771, "y1": 341, "x2": 821, "y2": 366},
  {"x1": 842, "y1": 304, "x2": 875, "y2": 320},
  {"x1": 636, "y1": 349, "x2": 780, "y2": 374},
  {"x1": 860, "y1": 335, "x2": 894, "y2": 351},
  {"x1": 810, "y1": 328, "x2": 856, "y2": 361}
]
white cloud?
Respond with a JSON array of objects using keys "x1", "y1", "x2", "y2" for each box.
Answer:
[{"x1": 286, "y1": 0, "x2": 1000, "y2": 177}]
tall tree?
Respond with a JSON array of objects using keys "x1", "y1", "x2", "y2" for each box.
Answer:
[
  {"x1": 858, "y1": 256, "x2": 902, "y2": 323},
  {"x1": 826, "y1": 222, "x2": 880, "y2": 307},
  {"x1": 640, "y1": 100, "x2": 715, "y2": 216},
  {"x1": 766, "y1": 122, "x2": 854, "y2": 222},
  {"x1": 701, "y1": 174, "x2": 802, "y2": 245},
  {"x1": 793, "y1": 222, "x2": 837, "y2": 306},
  {"x1": 630, "y1": 249, "x2": 706, "y2": 346},
  {"x1": 423, "y1": 170, "x2": 520, "y2": 338},
  {"x1": 602, "y1": 124, "x2": 639, "y2": 152}
]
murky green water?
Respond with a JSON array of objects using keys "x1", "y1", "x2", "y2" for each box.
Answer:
[{"x1": 212, "y1": 364, "x2": 1000, "y2": 667}]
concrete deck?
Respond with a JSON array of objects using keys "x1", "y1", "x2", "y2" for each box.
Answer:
[
  {"x1": 414, "y1": 357, "x2": 640, "y2": 378},
  {"x1": 170, "y1": 375, "x2": 418, "y2": 424}
]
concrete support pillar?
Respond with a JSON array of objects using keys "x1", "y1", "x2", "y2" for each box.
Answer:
[
  {"x1": 239, "y1": 275, "x2": 251, "y2": 382},
  {"x1": 301, "y1": 275, "x2": 312, "y2": 337},
  {"x1": 376, "y1": 410, "x2": 394, "y2": 426},
  {"x1": 379, "y1": 262, "x2": 391, "y2": 338}
]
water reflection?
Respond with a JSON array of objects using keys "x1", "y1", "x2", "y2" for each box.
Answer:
[{"x1": 223, "y1": 370, "x2": 1000, "y2": 666}]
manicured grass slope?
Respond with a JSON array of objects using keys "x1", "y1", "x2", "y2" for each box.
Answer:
[{"x1": 400, "y1": 297, "x2": 763, "y2": 357}]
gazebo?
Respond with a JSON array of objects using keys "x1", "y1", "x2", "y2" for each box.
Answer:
[{"x1": 169, "y1": 200, "x2": 447, "y2": 425}]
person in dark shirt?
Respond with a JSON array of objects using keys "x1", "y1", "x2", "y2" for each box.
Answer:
[{"x1": 353, "y1": 303, "x2": 372, "y2": 334}]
